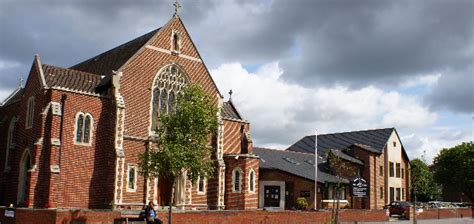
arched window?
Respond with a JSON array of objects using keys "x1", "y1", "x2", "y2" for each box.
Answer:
[
  {"x1": 74, "y1": 112, "x2": 93, "y2": 145},
  {"x1": 127, "y1": 164, "x2": 137, "y2": 192},
  {"x1": 4, "y1": 118, "x2": 17, "y2": 171},
  {"x1": 197, "y1": 176, "x2": 205, "y2": 194},
  {"x1": 172, "y1": 31, "x2": 180, "y2": 52},
  {"x1": 160, "y1": 89, "x2": 168, "y2": 113},
  {"x1": 232, "y1": 168, "x2": 243, "y2": 193},
  {"x1": 25, "y1": 96, "x2": 35, "y2": 129},
  {"x1": 150, "y1": 64, "x2": 188, "y2": 134},
  {"x1": 248, "y1": 169, "x2": 256, "y2": 193},
  {"x1": 168, "y1": 91, "x2": 175, "y2": 113}
]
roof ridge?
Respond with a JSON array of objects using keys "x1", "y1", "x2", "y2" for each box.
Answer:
[
  {"x1": 70, "y1": 28, "x2": 160, "y2": 69},
  {"x1": 43, "y1": 64, "x2": 100, "y2": 76},
  {"x1": 254, "y1": 147, "x2": 319, "y2": 156},
  {"x1": 305, "y1": 127, "x2": 394, "y2": 137}
]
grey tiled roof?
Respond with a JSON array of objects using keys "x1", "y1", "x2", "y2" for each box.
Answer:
[
  {"x1": 222, "y1": 100, "x2": 243, "y2": 121},
  {"x1": 43, "y1": 64, "x2": 102, "y2": 94},
  {"x1": 254, "y1": 147, "x2": 349, "y2": 184},
  {"x1": 287, "y1": 128, "x2": 394, "y2": 155},
  {"x1": 70, "y1": 28, "x2": 160, "y2": 76},
  {"x1": 0, "y1": 87, "x2": 24, "y2": 107},
  {"x1": 329, "y1": 149, "x2": 364, "y2": 165}
]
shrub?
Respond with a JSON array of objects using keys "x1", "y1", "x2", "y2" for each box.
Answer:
[{"x1": 295, "y1": 197, "x2": 309, "y2": 210}]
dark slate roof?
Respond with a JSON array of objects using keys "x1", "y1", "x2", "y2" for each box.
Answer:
[
  {"x1": 222, "y1": 100, "x2": 244, "y2": 121},
  {"x1": 70, "y1": 28, "x2": 160, "y2": 76},
  {"x1": 329, "y1": 149, "x2": 364, "y2": 165},
  {"x1": 287, "y1": 128, "x2": 394, "y2": 155},
  {"x1": 0, "y1": 87, "x2": 24, "y2": 107},
  {"x1": 254, "y1": 147, "x2": 349, "y2": 184},
  {"x1": 42, "y1": 64, "x2": 103, "y2": 94}
]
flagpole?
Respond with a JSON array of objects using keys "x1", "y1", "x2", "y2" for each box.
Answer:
[{"x1": 314, "y1": 130, "x2": 318, "y2": 210}]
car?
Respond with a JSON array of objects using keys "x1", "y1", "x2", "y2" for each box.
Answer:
[{"x1": 384, "y1": 201, "x2": 412, "y2": 218}]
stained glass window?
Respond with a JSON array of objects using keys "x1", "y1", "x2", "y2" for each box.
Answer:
[
  {"x1": 150, "y1": 64, "x2": 188, "y2": 133},
  {"x1": 168, "y1": 91, "x2": 175, "y2": 113},
  {"x1": 76, "y1": 114, "x2": 84, "y2": 142},
  {"x1": 84, "y1": 115, "x2": 91, "y2": 143},
  {"x1": 75, "y1": 113, "x2": 93, "y2": 145}
]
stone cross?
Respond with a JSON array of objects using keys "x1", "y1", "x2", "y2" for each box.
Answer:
[{"x1": 174, "y1": 0, "x2": 181, "y2": 16}]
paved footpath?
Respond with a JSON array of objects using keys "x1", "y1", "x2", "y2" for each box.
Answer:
[{"x1": 358, "y1": 218, "x2": 474, "y2": 224}]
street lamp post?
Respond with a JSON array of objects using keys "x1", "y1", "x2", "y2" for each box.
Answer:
[{"x1": 314, "y1": 130, "x2": 318, "y2": 211}]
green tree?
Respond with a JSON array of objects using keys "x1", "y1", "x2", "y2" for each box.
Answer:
[
  {"x1": 432, "y1": 142, "x2": 474, "y2": 201},
  {"x1": 410, "y1": 158, "x2": 441, "y2": 201},
  {"x1": 327, "y1": 150, "x2": 356, "y2": 224},
  {"x1": 139, "y1": 84, "x2": 218, "y2": 224}
]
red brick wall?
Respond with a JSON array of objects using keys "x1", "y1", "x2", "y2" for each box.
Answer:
[
  {"x1": 259, "y1": 169, "x2": 318, "y2": 209},
  {"x1": 223, "y1": 156, "x2": 259, "y2": 210},
  {"x1": 0, "y1": 207, "x2": 121, "y2": 224},
  {"x1": 223, "y1": 120, "x2": 251, "y2": 154},
  {"x1": 116, "y1": 16, "x2": 224, "y2": 209},
  {"x1": 154, "y1": 209, "x2": 389, "y2": 223},
  {"x1": 416, "y1": 208, "x2": 472, "y2": 219},
  {"x1": 47, "y1": 90, "x2": 115, "y2": 209}
]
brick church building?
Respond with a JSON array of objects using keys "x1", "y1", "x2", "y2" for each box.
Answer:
[{"x1": 0, "y1": 12, "x2": 259, "y2": 210}]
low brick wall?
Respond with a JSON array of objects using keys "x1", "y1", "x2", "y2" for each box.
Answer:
[
  {"x1": 0, "y1": 207, "x2": 121, "y2": 224},
  {"x1": 417, "y1": 208, "x2": 472, "y2": 220},
  {"x1": 3, "y1": 207, "x2": 471, "y2": 224},
  {"x1": 153, "y1": 210, "x2": 388, "y2": 224}
]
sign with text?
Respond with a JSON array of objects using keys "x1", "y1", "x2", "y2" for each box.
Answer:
[
  {"x1": 4, "y1": 209, "x2": 14, "y2": 218},
  {"x1": 300, "y1": 191, "x2": 310, "y2": 197},
  {"x1": 351, "y1": 177, "x2": 368, "y2": 197}
]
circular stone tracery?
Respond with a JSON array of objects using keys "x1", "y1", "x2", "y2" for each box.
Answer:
[{"x1": 151, "y1": 64, "x2": 188, "y2": 133}]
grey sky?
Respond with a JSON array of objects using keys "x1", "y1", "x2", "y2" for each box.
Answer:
[{"x1": 1, "y1": 0, "x2": 472, "y2": 162}]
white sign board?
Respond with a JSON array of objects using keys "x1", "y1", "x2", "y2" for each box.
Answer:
[{"x1": 4, "y1": 210, "x2": 14, "y2": 218}]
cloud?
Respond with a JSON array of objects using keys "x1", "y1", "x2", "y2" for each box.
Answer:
[
  {"x1": 1, "y1": 0, "x2": 472, "y2": 115},
  {"x1": 424, "y1": 67, "x2": 474, "y2": 113},
  {"x1": 211, "y1": 62, "x2": 437, "y2": 149},
  {"x1": 402, "y1": 129, "x2": 472, "y2": 164}
]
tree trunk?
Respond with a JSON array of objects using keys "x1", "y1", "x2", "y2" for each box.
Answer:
[
  {"x1": 335, "y1": 189, "x2": 340, "y2": 224},
  {"x1": 168, "y1": 177, "x2": 176, "y2": 224},
  {"x1": 331, "y1": 187, "x2": 335, "y2": 223}
]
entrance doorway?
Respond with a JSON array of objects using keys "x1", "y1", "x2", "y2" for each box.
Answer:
[
  {"x1": 264, "y1": 185, "x2": 281, "y2": 207},
  {"x1": 157, "y1": 175, "x2": 173, "y2": 206},
  {"x1": 17, "y1": 150, "x2": 31, "y2": 206}
]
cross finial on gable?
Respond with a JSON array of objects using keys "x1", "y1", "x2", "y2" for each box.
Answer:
[
  {"x1": 228, "y1": 89, "x2": 233, "y2": 100},
  {"x1": 19, "y1": 76, "x2": 24, "y2": 88},
  {"x1": 174, "y1": 0, "x2": 182, "y2": 16}
]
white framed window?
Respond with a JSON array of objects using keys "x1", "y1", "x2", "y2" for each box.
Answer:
[
  {"x1": 4, "y1": 118, "x2": 17, "y2": 171},
  {"x1": 74, "y1": 112, "x2": 93, "y2": 145},
  {"x1": 232, "y1": 168, "x2": 243, "y2": 193},
  {"x1": 248, "y1": 169, "x2": 256, "y2": 193},
  {"x1": 25, "y1": 96, "x2": 35, "y2": 129},
  {"x1": 197, "y1": 176, "x2": 206, "y2": 194},
  {"x1": 127, "y1": 164, "x2": 137, "y2": 192}
]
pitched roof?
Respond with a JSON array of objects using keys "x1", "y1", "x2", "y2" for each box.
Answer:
[
  {"x1": 222, "y1": 100, "x2": 244, "y2": 121},
  {"x1": 42, "y1": 64, "x2": 103, "y2": 94},
  {"x1": 0, "y1": 87, "x2": 24, "y2": 107},
  {"x1": 70, "y1": 28, "x2": 160, "y2": 76},
  {"x1": 287, "y1": 128, "x2": 394, "y2": 155},
  {"x1": 329, "y1": 149, "x2": 364, "y2": 165},
  {"x1": 254, "y1": 147, "x2": 349, "y2": 184}
]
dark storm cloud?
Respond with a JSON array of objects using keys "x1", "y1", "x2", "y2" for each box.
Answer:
[
  {"x1": 425, "y1": 67, "x2": 474, "y2": 113},
  {"x1": 1, "y1": 0, "x2": 472, "y2": 113},
  {"x1": 0, "y1": 0, "x2": 183, "y2": 87}
]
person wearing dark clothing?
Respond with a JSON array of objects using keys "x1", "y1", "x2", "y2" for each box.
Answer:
[{"x1": 144, "y1": 201, "x2": 162, "y2": 224}]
